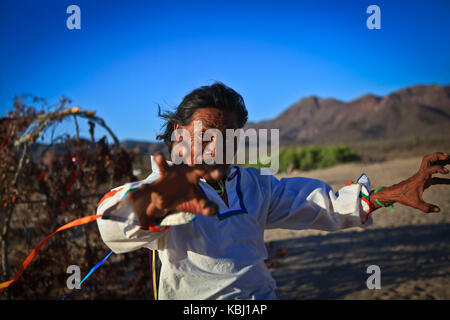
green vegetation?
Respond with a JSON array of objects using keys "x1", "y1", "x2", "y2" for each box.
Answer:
[{"x1": 248, "y1": 145, "x2": 361, "y2": 172}]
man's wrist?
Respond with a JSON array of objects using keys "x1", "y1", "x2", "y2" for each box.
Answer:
[{"x1": 369, "y1": 187, "x2": 397, "y2": 210}]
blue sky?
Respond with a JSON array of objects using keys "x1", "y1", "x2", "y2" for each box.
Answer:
[{"x1": 1, "y1": 0, "x2": 449, "y2": 142}]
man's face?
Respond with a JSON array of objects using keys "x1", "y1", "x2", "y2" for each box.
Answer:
[{"x1": 172, "y1": 107, "x2": 239, "y2": 170}]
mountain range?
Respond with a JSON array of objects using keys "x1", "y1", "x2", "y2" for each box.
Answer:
[{"x1": 245, "y1": 84, "x2": 450, "y2": 145}]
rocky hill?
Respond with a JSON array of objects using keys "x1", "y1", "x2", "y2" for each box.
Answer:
[{"x1": 245, "y1": 84, "x2": 450, "y2": 145}]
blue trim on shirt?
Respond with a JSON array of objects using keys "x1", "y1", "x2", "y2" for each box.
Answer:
[{"x1": 198, "y1": 167, "x2": 248, "y2": 221}]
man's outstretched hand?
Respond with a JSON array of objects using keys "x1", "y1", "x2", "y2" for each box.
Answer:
[
  {"x1": 127, "y1": 152, "x2": 225, "y2": 227},
  {"x1": 370, "y1": 152, "x2": 450, "y2": 213}
]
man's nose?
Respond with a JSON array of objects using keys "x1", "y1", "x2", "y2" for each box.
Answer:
[{"x1": 204, "y1": 138, "x2": 217, "y2": 157}]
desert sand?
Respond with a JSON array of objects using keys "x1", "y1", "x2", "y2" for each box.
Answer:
[{"x1": 264, "y1": 156, "x2": 450, "y2": 299}]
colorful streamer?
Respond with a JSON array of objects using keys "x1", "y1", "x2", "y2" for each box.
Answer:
[{"x1": 0, "y1": 214, "x2": 102, "y2": 291}]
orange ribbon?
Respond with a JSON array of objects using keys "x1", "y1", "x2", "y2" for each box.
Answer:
[
  {"x1": 97, "y1": 187, "x2": 124, "y2": 207},
  {"x1": 0, "y1": 214, "x2": 102, "y2": 291}
]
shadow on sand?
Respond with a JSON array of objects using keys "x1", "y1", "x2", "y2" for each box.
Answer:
[{"x1": 265, "y1": 223, "x2": 450, "y2": 299}]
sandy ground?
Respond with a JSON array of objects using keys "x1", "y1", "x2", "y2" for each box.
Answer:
[{"x1": 264, "y1": 156, "x2": 450, "y2": 299}]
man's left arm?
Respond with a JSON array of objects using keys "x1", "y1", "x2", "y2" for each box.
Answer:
[
  {"x1": 264, "y1": 152, "x2": 449, "y2": 232},
  {"x1": 368, "y1": 152, "x2": 450, "y2": 213},
  {"x1": 265, "y1": 173, "x2": 374, "y2": 231}
]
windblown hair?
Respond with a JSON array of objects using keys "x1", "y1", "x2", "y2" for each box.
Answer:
[{"x1": 156, "y1": 82, "x2": 248, "y2": 151}]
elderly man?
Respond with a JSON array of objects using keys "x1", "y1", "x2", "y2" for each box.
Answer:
[{"x1": 96, "y1": 82, "x2": 449, "y2": 300}]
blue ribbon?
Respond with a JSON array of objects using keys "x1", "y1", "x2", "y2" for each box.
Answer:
[{"x1": 62, "y1": 250, "x2": 113, "y2": 300}]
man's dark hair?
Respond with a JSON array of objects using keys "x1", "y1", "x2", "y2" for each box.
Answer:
[{"x1": 156, "y1": 82, "x2": 248, "y2": 150}]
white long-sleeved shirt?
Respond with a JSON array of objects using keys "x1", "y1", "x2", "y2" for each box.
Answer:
[{"x1": 96, "y1": 157, "x2": 373, "y2": 300}]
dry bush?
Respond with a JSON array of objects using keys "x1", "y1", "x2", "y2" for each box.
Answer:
[{"x1": 0, "y1": 96, "x2": 153, "y2": 300}]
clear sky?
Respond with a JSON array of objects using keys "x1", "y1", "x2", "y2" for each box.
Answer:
[{"x1": 1, "y1": 0, "x2": 449, "y2": 142}]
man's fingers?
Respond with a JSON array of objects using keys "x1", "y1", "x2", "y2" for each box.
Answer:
[
  {"x1": 432, "y1": 158, "x2": 450, "y2": 167},
  {"x1": 145, "y1": 201, "x2": 166, "y2": 218},
  {"x1": 174, "y1": 198, "x2": 218, "y2": 216},
  {"x1": 197, "y1": 198, "x2": 219, "y2": 216},
  {"x1": 421, "y1": 152, "x2": 449, "y2": 170},
  {"x1": 416, "y1": 200, "x2": 440, "y2": 213},
  {"x1": 430, "y1": 177, "x2": 450, "y2": 185},
  {"x1": 173, "y1": 186, "x2": 219, "y2": 216},
  {"x1": 201, "y1": 167, "x2": 225, "y2": 181},
  {"x1": 127, "y1": 183, "x2": 152, "y2": 200},
  {"x1": 154, "y1": 152, "x2": 171, "y2": 174},
  {"x1": 427, "y1": 165, "x2": 449, "y2": 175},
  {"x1": 190, "y1": 164, "x2": 226, "y2": 181}
]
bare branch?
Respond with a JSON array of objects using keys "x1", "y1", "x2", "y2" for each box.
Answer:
[{"x1": 13, "y1": 107, "x2": 120, "y2": 148}]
